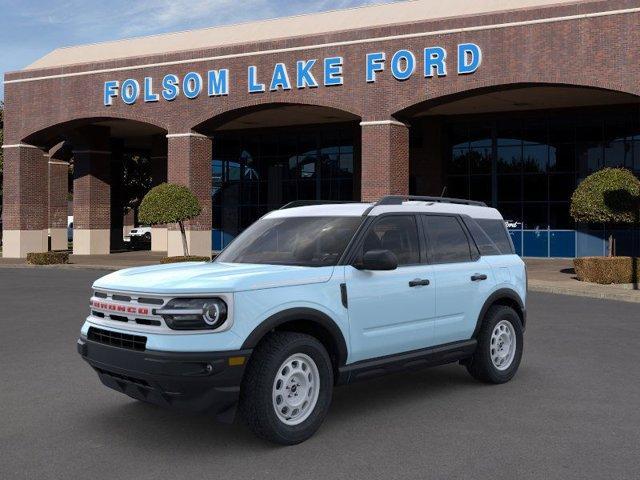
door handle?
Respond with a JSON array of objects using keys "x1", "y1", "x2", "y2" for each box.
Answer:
[
  {"x1": 471, "y1": 274, "x2": 488, "y2": 282},
  {"x1": 409, "y1": 278, "x2": 430, "y2": 287}
]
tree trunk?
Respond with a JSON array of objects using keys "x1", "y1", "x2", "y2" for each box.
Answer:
[
  {"x1": 133, "y1": 207, "x2": 139, "y2": 228},
  {"x1": 608, "y1": 233, "x2": 614, "y2": 257},
  {"x1": 178, "y1": 221, "x2": 189, "y2": 257}
]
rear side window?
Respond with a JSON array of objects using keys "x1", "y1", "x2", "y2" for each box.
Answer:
[
  {"x1": 476, "y1": 219, "x2": 514, "y2": 254},
  {"x1": 422, "y1": 216, "x2": 472, "y2": 264}
]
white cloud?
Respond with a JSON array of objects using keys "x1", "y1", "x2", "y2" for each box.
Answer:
[{"x1": 12, "y1": 0, "x2": 395, "y2": 42}]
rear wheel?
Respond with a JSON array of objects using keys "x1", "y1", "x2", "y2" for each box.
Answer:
[
  {"x1": 239, "y1": 331, "x2": 333, "y2": 445},
  {"x1": 466, "y1": 305, "x2": 523, "y2": 384}
]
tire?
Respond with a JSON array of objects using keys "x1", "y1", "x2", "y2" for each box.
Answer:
[
  {"x1": 239, "y1": 331, "x2": 333, "y2": 445},
  {"x1": 466, "y1": 305, "x2": 523, "y2": 384}
]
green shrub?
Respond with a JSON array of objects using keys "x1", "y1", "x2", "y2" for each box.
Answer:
[
  {"x1": 573, "y1": 256, "x2": 640, "y2": 284},
  {"x1": 570, "y1": 168, "x2": 640, "y2": 224},
  {"x1": 139, "y1": 183, "x2": 202, "y2": 256},
  {"x1": 27, "y1": 251, "x2": 69, "y2": 265},
  {"x1": 159, "y1": 255, "x2": 210, "y2": 264},
  {"x1": 570, "y1": 168, "x2": 640, "y2": 256}
]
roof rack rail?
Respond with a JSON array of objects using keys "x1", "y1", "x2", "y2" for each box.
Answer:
[
  {"x1": 279, "y1": 200, "x2": 360, "y2": 210},
  {"x1": 362, "y1": 195, "x2": 486, "y2": 216},
  {"x1": 376, "y1": 195, "x2": 486, "y2": 207}
]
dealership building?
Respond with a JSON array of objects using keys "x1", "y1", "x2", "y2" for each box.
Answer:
[{"x1": 3, "y1": 0, "x2": 640, "y2": 258}]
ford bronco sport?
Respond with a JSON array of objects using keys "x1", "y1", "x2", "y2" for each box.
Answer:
[{"x1": 78, "y1": 195, "x2": 526, "y2": 444}]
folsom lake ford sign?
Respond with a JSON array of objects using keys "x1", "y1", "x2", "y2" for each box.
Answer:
[{"x1": 103, "y1": 43, "x2": 482, "y2": 106}]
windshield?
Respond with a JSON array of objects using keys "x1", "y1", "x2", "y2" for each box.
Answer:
[{"x1": 216, "y1": 216, "x2": 362, "y2": 267}]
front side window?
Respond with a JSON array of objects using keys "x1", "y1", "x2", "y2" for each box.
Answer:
[
  {"x1": 423, "y1": 215, "x2": 472, "y2": 264},
  {"x1": 215, "y1": 216, "x2": 361, "y2": 267},
  {"x1": 360, "y1": 215, "x2": 420, "y2": 266}
]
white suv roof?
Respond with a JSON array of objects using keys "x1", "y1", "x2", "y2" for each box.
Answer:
[{"x1": 266, "y1": 198, "x2": 504, "y2": 220}]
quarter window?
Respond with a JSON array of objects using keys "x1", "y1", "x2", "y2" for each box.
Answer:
[
  {"x1": 476, "y1": 219, "x2": 515, "y2": 254},
  {"x1": 423, "y1": 216, "x2": 472, "y2": 264},
  {"x1": 361, "y1": 216, "x2": 420, "y2": 266}
]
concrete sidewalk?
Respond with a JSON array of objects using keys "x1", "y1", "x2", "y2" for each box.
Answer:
[
  {"x1": 1, "y1": 251, "x2": 639, "y2": 303},
  {"x1": 525, "y1": 258, "x2": 640, "y2": 303},
  {"x1": 0, "y1": 250, "x2": 166, "y2": 271}
]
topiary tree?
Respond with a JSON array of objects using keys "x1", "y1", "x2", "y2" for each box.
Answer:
[
  {"x1": 139, "y1": 183, "x2": 202, "y2": 256},
  {"x1": 570, "y1": 168, "x2": 640, "y2": 256}
]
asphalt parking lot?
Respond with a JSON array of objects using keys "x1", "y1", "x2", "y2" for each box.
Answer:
[{"x1": 1, "y1": 268, "x2": 639, "y2": 480}]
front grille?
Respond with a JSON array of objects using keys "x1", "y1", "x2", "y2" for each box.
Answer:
[
  {"x1": 90, "y1": 291, "x2": 168, "y2": 330},
  {"x1": 88, "y1": 327, "x2": 147, "y2": 351}
]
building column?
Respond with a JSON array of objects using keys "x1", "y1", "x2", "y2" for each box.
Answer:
[
  {"x1": 360, "y1": 120, "x2": 410, "y2": 202},
  {"x1": 48, "y1": 144, "x2": 69, "y2": 251},
  {"x1": 166, "y1": 132, "x2": 212, "y2": 257},
  {"x1": 72, "y1": 126, "x2": 111, "y2": 255},
  {"x1": 410, "y1": 118, "x2": 445, "y2": 196},
  {"x1": 1, "y1": 143, "x2": 49, "y2": 258},
  {"x1": 150, "y1": 134, "x2": 168, "y2": 252}
]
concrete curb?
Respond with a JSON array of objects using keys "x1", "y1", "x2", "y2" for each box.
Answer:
[
  {"x1": 529, "y1": 280, "x2": 640, "y2": 304},
  {"x1": 0, "y1": 263, "x2": 121, "y2": 271}
]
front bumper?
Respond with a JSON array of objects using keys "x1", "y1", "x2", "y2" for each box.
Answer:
[{"x1": 77, "y1": 337, "x2": 251, "y2": 422}]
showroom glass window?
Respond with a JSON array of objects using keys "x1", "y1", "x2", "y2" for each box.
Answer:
[
  {"x1": 211, "y1": 124, "x2": 358, "y2": 249},
  {"x1": 444, "y1": 106, "x2": 640, "y2": 231}
]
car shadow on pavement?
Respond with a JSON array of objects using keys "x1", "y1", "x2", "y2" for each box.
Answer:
[{"x1": 83, "y1": 363, "x2": 487, "y2": 450}]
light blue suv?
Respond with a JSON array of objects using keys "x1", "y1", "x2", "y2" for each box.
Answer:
[{"x1": 78, "y1": 195, "x2": 527, "y2": 444}]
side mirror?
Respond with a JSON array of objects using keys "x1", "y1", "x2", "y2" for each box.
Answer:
[{"x1": 359, "y1": 249, "x2": 398, "y2": 271}]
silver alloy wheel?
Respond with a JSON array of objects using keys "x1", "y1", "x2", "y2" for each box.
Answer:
[
  {"x1": 490, "y1": 320, "x2": 517, "y2": 371},
  {"x1": 272, "y1": 353, "x2": 320, "y2": 426}
]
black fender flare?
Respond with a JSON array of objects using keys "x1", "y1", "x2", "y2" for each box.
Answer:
[
  {"x1": 472, "y1": 288, "x2": 526, "y2": 338},
  {"x1": 241, "y1": 307, "x2": 349, "y2": 366}
]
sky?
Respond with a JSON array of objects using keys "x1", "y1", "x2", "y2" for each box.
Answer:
[{"x1": 0, "y1": 0, "x2": 398, "y2": 100}]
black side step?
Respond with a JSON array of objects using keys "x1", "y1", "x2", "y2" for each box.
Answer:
[{"x1": 336, "y1": 339, "x2": 477, "y2": 385}]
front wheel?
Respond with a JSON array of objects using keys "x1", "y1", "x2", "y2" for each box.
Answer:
[
  {"x1": 466, "y1": 305, "x2": 523, "y2": 384},
  {"x1": 239, "y1": 332, "x2": 333, "y2": 445}
]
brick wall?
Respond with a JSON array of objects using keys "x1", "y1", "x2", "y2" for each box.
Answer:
[
  {"x1": 167, "y1": 134, "x2": 213, "y2": 231},
  {"x1": 2, "y1": 146, "x2": 48, "y2": 230}
]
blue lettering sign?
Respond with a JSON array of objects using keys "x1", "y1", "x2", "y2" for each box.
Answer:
[
  {"x1": 208, "y1": 69, "x2": 229, "y2": 96},
  {"x1": 390, "y1": 49, "x2": 415, "y2": 81},
  {"x1": 248, "y1": 66, "x2": 265, "y2": 93},
  {"x1": 144, "y1": 77, "x2": 159, "y2": 102},
  {"x1": 162, "y1": 74, "x2": 179, "y2": 101},
  {"x1": 101, "y1": 45, "x2": 483, "y2": 105},
  {"x1": 121, "y1": 79, "x2": 140, "y2": 105},
  {"x1": 270, "y1": 63, "x2": 292, "y2": 91},
  {"x1": 324, "y1": 57, "x2": 343, "y2": 86},
  {"x1": 424, "y1": 47, "x2": 447, "y2": 77},
  {"x1": 457, "y1": 43, "x2": 482, "y2": 74},
  {"x1": 366, "y1": 52, "x2": 385, "y2": 83},
  {"x1": 104, "y1": 80, "x2": 119, "y2": 106},
  {"x1": 296, "y1": 60, "x2": 318, "y2": 89},
  {"x1": 183, "y1": 72, "x2": 203, "y2": 99}
]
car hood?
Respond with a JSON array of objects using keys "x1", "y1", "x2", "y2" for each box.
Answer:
[{"x1": 92, "y1": 262, "x2": 335, "y2": 295}]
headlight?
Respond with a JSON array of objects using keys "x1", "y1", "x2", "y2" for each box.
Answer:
[{"x1": 157, "y1": 298, "x2": 228, "y2": 330}]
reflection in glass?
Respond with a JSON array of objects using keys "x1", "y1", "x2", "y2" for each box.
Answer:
[
  {"x1": 497, "y1": 145, "x2": 522, "y2": 173},
  {"x1": 212, "y1": 125, "x2": 358, "y2": 248},
  {"x1": 445, "y1": 107, "x2": 640, "y2": 249}
]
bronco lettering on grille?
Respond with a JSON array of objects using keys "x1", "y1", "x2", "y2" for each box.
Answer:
[{"x1": 90, "y1": 300, "x2": 149, "y2": 315}]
